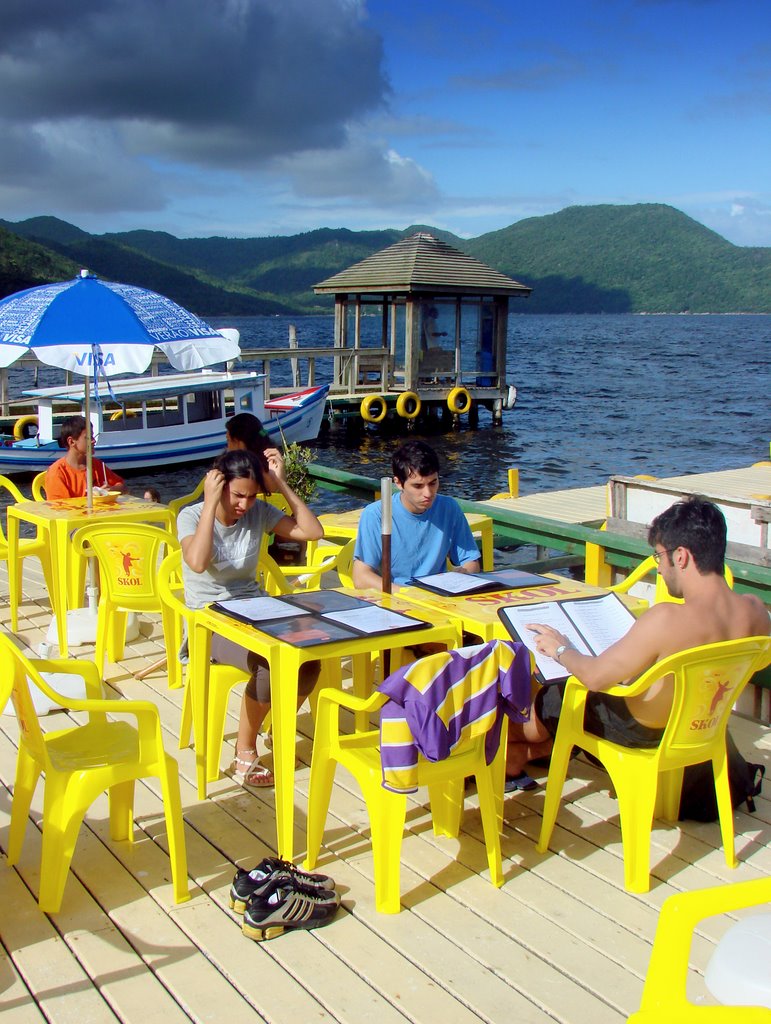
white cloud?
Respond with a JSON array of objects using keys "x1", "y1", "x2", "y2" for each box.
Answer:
[{"x1": 272, "y1": 138, "x2": 438, "y2": 206}]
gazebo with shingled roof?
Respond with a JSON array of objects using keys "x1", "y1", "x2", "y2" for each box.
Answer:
[{"x1": 314, "y1": 232, "x2": 531, "y2": 425}]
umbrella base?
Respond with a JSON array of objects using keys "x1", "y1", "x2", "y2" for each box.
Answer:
[
  {"x1": 2, "y1": 669, "x2": 87, "y2": 717},
  {"x1": 45, "y1": 610, "x2": 140, "y2": 649}
]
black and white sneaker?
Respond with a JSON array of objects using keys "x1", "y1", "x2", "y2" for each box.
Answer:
[
  {"x1": 241, "y1": 876, "x2": 341, "y2": 941},
  {"x1": 229, "y1": 857, "x2": 335, "y2": 914}
]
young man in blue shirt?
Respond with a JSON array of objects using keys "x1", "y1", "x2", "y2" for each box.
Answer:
[
  {"x1": 354, "y1": 441, "x2": 541, "y2": 792},
  {"x1": 352, "y1": 440, "x2": 480, "y2": 589}
]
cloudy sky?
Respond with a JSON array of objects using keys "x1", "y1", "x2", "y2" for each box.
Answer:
[{"x1": 1, "y1": 0, "x2": 769, "y2": 245}]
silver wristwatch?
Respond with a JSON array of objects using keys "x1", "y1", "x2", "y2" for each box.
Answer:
[{"x1": 554, "y1": 644, "x2": 570, "y2": 663}]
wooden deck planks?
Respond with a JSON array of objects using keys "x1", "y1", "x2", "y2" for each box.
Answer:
[
  {"x1": 478, "y1": 463, "x2": 771, "y2": 529},
  {"x1": 482, "y1": 486, "x2": 608, "y2": 525},
  {"x1": 657, "y1": 465, "x2": 771, "y2": 502},
  {"x1": 1, "y1": 567, "x2": 770, "y2": 1023}
]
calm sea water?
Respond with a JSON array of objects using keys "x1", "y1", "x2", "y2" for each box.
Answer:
[{"x1": 5, "y1": 314, "x2": 770, "y2": 516}]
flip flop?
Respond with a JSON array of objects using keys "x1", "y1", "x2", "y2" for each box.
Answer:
[{"x1": 231, "y1": 755, "x2": 275, "y2": 788}]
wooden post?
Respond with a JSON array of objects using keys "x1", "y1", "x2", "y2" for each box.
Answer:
[
  {"x1": 585, "y1": 541, "x2": 612, "y2": 587},
  {"x1": 288, "y1": 324, "x2": 300, "y2": 387},
  {"x1": 380, "y1": 476, "x2": 392, "y2": 595}
]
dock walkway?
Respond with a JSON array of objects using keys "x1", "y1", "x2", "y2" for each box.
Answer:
[
  {"x1": 478, "y1": 463, "x2": 771, "y2": 527},
  {"x1": 1, "y1": 564, "x2": 770, "y2": 1023}
]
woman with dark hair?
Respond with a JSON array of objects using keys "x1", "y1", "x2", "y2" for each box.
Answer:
[
  {"x1": 176, "y1": 447, "x2": 323, "y2": 787},
  {"x1": 225, "y1": 411, "x2": 284, "y2": 461}
]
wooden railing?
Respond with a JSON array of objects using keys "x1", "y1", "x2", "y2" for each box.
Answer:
[{"x1": 0, "y1": 346, "x2": 397, "y2": 416}]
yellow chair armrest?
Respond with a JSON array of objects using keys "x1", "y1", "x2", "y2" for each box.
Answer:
[
  {"x1": 31, "y1": 657, "x2": 103, "y2": 700},
  {"x1": 608, "y1": 556, "x2": 656, "y2": 594},
  {"x1": 168, "y1": 477, "x2": 206, "y2": 518},
  {"x1": 0, "y1": 474, "x2": 26, "y2": 503},
  {"x1": 282, "y1": 555, "x2": 337, "y2": 588},
  {"x1": 66, "y1": 696, "x2": 160, "y2": 715},
  {"x1": 316, "y1": 686, "x2": 387, "y2": 714}
]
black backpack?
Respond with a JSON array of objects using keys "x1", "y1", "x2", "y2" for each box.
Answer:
[{"x1": 678, "y1": 730, "x2": 765, "y2": 822}]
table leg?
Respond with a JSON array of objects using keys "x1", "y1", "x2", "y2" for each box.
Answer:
[
  {"x1": 191, "y1": 620, "x2": 212, "y2": 800},
  {"x1": 270, "y1": 647, "x2": 299, "y2": 861},
  {"x1": 351, "y1": 652, "x2": 375, "y2": 731},
  {"x1": 50, "y1": 523, "x2": 70, "y2": 657},
  {"x1": 7, "y1": 515, "x2": 21, "y2": 631}
]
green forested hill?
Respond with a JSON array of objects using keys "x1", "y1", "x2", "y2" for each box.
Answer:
[
  {"x1": 0, "y1": 225, "x2": 79, "y2": 296},
  {"x1": 2, "y1": 204, "x2": 769, "y2": 314},
  {"x1": 466, "y1": 204, "x2": 771, "y2": 313},
  {"x1": 0, "y1": 216, "x2": 291, "y2": 315}
]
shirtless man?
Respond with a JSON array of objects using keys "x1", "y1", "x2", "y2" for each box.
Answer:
[{"x1": 506, "y1": 496, "x2": 770, "y2": 775}]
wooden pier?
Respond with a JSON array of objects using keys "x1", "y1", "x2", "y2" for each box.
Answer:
[{"x1": 2, "y1": 558, "x2": 771, "y2": 1023}]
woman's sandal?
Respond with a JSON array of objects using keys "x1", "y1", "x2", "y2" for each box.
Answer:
[{"x1": 231, "y1": 754, "x2": 275, "y2": 788}]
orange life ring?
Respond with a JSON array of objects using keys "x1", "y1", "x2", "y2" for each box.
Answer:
[{"x1": 110, "y1": 408, "x2": 137, "y2": 421}]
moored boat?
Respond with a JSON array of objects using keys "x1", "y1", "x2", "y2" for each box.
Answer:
[{"x1": 0, "y1": 370, "x2": 329, "y2": 475}]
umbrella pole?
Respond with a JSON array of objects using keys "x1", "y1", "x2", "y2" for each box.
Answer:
[
  {"x1": 84, "y1": 371, "x2": 98, "y2": 615},
  {"x1": 380, "y1": 477, "x2": 392, "y2": 680},
  {"x1": 85, "y1": 375, "x2": 94, "y2": 509}
]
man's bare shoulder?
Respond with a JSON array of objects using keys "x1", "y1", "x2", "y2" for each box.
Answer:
[
  {"x1": 637, "y1": 589, "x2": 770, "y2": 641},
  {"x1": 741, "y1": 592, "x2": 771, "y2": 635}
]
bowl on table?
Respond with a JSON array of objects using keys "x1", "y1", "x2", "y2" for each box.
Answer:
[{"x1": 92, "y1": 490, "x2": 121, "y2": 505}]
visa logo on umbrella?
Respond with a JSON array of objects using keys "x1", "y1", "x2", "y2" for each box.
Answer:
[{"x1": 75, "y1": 350, "x2": 116, "y2": 367}]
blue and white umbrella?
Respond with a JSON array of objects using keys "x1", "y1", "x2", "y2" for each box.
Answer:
[
  {"x1": 0, "y1": 270, "x2": 240, "y2": 506},
  {"x1": 0, "y1": 269, "x2": 240, "y2": 376}
]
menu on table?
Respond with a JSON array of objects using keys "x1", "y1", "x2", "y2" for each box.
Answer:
[
  {"x1": 498, "y1": 592, "x2": 636, "y2": 683},
  {"x1": 411, "y1": 567, "x2": 554, "y2": 597},
  {"x1": 210, "y1": 590, "x2": 431, "y2": 647}
]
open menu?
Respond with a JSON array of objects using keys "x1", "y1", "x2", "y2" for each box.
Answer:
[
  {"x1": 411, "y1": 567, "x2": 554, "y2": 597},
  {"x1": 210, "y1": 590, "x2": 431, "y2": 648},
  {"x1": 497, "y1": 592, "x2": 636, "y2": 683}
]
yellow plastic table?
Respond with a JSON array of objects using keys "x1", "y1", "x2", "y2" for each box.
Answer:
[
  {"x1": 397, "y1": 575, "x2": 648, "y2": 644},
  {"x1": 317, "y1": 506, "x2": 495, "y2": 570},
  {"x1": 190, "y1": 587, "x2": 462, "y2": 860},
  {"x1": 7, "y1": 496, "x2": 174, "y2": 656}
]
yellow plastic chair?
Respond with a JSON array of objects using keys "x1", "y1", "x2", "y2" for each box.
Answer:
[
  {"x1": 304, "y1": 644, "x2": 511, "y2": 913},
  {"x1": 31, "y1": 471, "x2": 47, "y2": 500},
  {"x1": 335, "y1": 539, "x2": 355, "y2": 588},
  {"x1": 1, "y1": 633, "x2": 189, "y2": 913},
  {"x1": 167, "y1": 476, "x2": 206, "y2": 524},
  {"x1": 536, "y1": 635, "x2": 771, "y2": 893},
  {"x1": 0, "y1": 474, "x2": 55, "y2": 623},
  {"x1": 610, "y1": 555, "x2": 734, "y2": 605},
  {"x1": 71, "y1": 522, "x2": 180, "y2": 676},
  {"x1": 158, "y1": 549, "x2": 250, "y2": 782},
  {"x1": 629, "y1": 876, "x2": 771, "y2": 1021},
  {"x1": 259, "y1": 539, "x2": 356, "y2": 594},
  {"x1": 169, "y1": 479, "x2": 291, "y2": 533}
]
